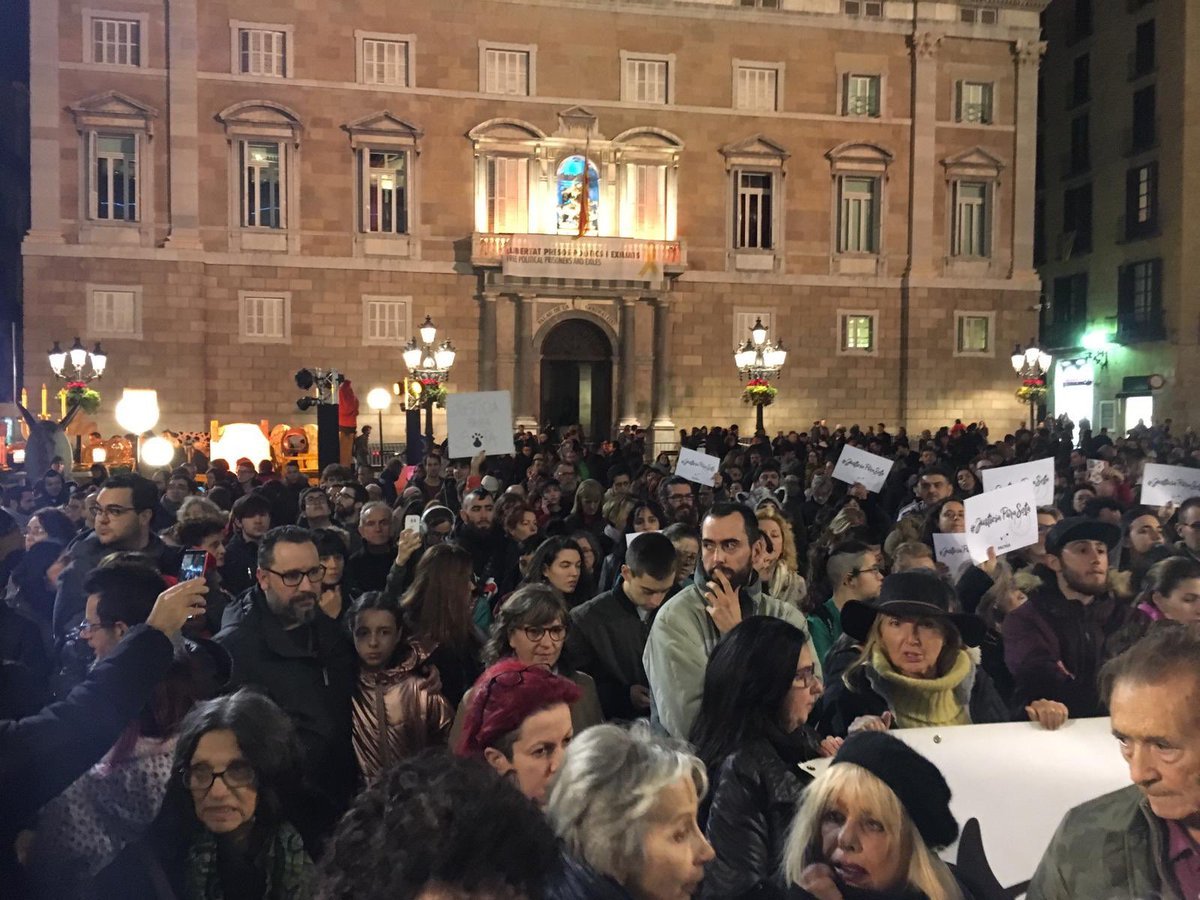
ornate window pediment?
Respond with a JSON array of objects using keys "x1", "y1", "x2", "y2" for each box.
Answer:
[
  {"x1": 942, "y1": 146, "x2": 1005, "y2": 179},
  {"x1": 826, "y1": 141, "x2": 894, "y2": 175},
  {"x1": 721, "y1": 134, "x2": 789, "y2": 170},
  {"x1": 69, "y1": 91, "x2": 158, "y2": 134},
  {"x1": 342, "y1": 112, "x2": 422, "y2": 151},
  {"x1": 216, "y1": 100, "x2": 303, "y2": 143},
  {"x1": 468, "y1": 118, "x2": 546, "y2": 144}
]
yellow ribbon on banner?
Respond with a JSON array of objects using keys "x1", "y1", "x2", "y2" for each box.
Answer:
[{"x1": 638, "y1": 242, "x2": 660, "y2": 280}]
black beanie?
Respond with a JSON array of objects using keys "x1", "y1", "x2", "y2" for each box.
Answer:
[{"x1": 831, "y1": 731, "x2": 959, "y2": 850}]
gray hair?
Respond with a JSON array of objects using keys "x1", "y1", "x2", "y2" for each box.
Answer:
[
  {"x1": 546, "y1": 722, "x2": 707, "y2": 886},
  {"x1": 358, "y1": 500, "x2": 391, "y2": 523}
]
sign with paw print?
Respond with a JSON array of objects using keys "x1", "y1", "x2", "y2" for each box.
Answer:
[{"x1": 446, "y1": 391, "x2": 514, "y2": 459}]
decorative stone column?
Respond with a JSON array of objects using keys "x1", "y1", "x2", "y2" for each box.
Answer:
[
  {"x1": 905, "y1": 31, "x2": 942, "y2": 279},
  {"x1": 513, "y1": 294, "x2": 538, "y2": 429},
  {"x1": 618, "y1": 295, "x2": 639, "y2": 427},
  {"x1": 27, "y1": 0, "x2": 63, "y2": 243},
  {"x1": 650, "y1": 296, "x2": 676, "y2": 455},
  {"x1": 165, "y1": 0, "x2": 203, "y2": 249},
  {"x1": 1011, "y1": 40, "x2": 1048, "y2": 281},
  {"x1": 479, "y1": 291, "x2": 499, "y2": 391}
]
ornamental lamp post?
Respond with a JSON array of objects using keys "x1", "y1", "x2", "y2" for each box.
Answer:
[
  {"x1": 734, "y1": 317, "x2": 787, "y2": 435},
  {"x1": 1011, "y1": 339, "x2": 1052, "y2": 431},
  {"x1": 48, "y1": 337, "x2": 107, "y2": 383},
  {"x1": 402, "y1": 315, "x2": 456, "y2": 443}
]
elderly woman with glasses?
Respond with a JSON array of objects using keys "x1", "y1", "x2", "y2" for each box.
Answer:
[
  {"x1": 169, "y1": 689, "x2": 315, "y2": 900},
  {"x1": 545, "y1": 722, "x2": 715, "y2": 900},
  {"x1": 456, "y1": 657, "x2": 581, "y2": 807},
  {"x1": 450, "y1": 584, "x2": 603, "y2": 747}
]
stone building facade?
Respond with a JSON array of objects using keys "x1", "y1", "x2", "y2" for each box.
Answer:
[
  {"x1": 24, "y1": 0, "x2": 1046, "y2": 446},
  {"x1": 1037, "y1": 0, "x2": 1200, "y2": 434}
]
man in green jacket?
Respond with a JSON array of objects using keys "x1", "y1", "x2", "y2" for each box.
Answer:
[
  {"x1": 1029, "y1": 624, "x2": 1200, "y2": 899},
  {"x1": 643, "y1": 502, "x2": 815, "y2": 739}
]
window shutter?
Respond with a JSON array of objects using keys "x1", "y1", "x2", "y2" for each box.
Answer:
[
  {"x1": 1117, "y1": 266, "x2": 1133, "y2": 317},
  {"x1": 955, "y1": 82, "x2": 964, "y2": 121}
]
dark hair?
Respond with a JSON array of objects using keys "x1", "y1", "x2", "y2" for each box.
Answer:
[
  {"x1": 920, "y1": 497, "x2": 966, "y2": 547},
  {"x1": 82, "y1": 562, "x2": 163, "y2": 628},
  {"x1": 27, "y1": 507, "x2": 76, "y2": 545},
  {"x1": 346, "y1": 591, "x2": 407, "y2": 666},
  {"x1": 1177, "y1": 496, "x2": 1200, "y2": 522},
  {"x1": 690, "y1": 616, "x2": 811, "y2": 777},
  {"x1": 4, "y1": 485, "x2": 32, "y2": 505},
  {"x1": 462, "y1": 487, "x2": 492, "y2": 507},
  {"x1": 315, "y1": 751, "x2": 560, "y2": 900},
  {"x1": 661, "y1": 522, "x2": 699, "y2": 544},
  {"x1": 1121, "y1": 505, "x2": 1160, "y2": 531},
  {"x1": 176, "y1": 518, "x2": 226, "y2": 549},
  {"x1": 625, "y1": 531, "x2": 677, "y2": 581},
  {"x1": 703, "y1": 502, "x2": 761, "y2": 546},
  {"x1": 657, "y1": 475, "x2": 693, "y2": 505},
  {"x1": 313, "y1": 527, "x2": 350, "y2": 561},
  {"x1": 521, "y1": 537, "x2": 588, "y2": 602},
  {"x1": 340, "y1": 482, "x2": 369, "y2": 504},
  {"x1": 231, "y1": 492, "x2": 272, "y2": 521},
  {"x1": 607, "y1": 464, "x2": 630, "y2": 484},
  {"x1": 1083, "y1": 497, "x2": 1123, "y2": 519},
  {"x1": 102, "y1": 473, "x2": 158, "y2": 512},
  {"x1": 401, "y1": 542, "x2": 475, "y2": 649},
  {"x1": 623, "y1": 500, "x2": 666, "y2": 535},
  {"x1": 1101, "y1": 622, "x2": 1200, "y2": 706},
  {"x1": 257, "y1": 525, "x2": 315, "y2": 570},
  {"x1": 483, "y1": 584, "x2": 570, "y2": 668},
  {"x1": 172, "y1": 689, "x2": 302, "y2": 836},
  {"x1": 205, "y1": 485, "x2": 233, "y2": 512},
  {"x1": 1135, "y1": 556, "x2": 1200, "y2": 612}
]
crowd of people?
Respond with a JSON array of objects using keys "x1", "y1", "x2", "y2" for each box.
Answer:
[{"x1": 0, "y1": 413, "x2": 1197, "y2": 899}]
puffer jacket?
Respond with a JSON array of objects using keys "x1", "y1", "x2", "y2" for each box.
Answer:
[
  {"x1": 547, "y1": 852, "x2": 635, "y2": 900},
  {"x1": 701, "y1": 736, "x2": 816, "y2": 899},
  {"x1": 1028, "y1": 785, "x2": 1182, "y2": 900}
]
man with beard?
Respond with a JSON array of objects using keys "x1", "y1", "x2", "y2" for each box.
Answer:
[
  {"x1": 642, "y1": 502, "x2": 814, "y2": 738},
  {"x1": 1003, "y1": 517, "x2": 1130, "y2": 718},
  {"x1": 214, "y1": 526, "x2": 357, "y2": 836},
  {"x1": 451, "y1": 488, "x2": 498, "y2": 581},
  {"x1": 658, "y1": 476, "x2": 698, "y2": 528}
]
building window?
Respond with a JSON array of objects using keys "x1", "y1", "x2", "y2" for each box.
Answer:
[
  {"x1": 87, "y1": 286, "x2": 142, "y2": 338},
  {"x1": 1069, "y1": 114, "x2": 1090, "y2": 174},
  {"x1": 735, "y1": 64, "x2": 780, "y2": 112},
  {"x1": 1132, "y1": 85, "x2": 1156, "y2": 151},
  {"x1": 89, "y1": 133, "x2": 138, "y2": 222},
  {"x1": 844, "y1": 1, "x2": 885, "y2": 17},
  {"x1": 359, "y1": 37, "x2": 410, "y2": 86},
  {"x1": 734, "y1": 171, "x2": 773, "y2": 250},
  {"x1": 556, "y1": 155, "x2": 599, "y2": 236},
  {"x1": 738, "y1": 0, "x2": 781, "y2": 7},
  {"x1": 844, "y1": 74, "x2": 881, "y2": 117},
  {"x1": 88, "y1": 17, "x2": 141, "y2": 67},
  {"x1": 1070, "y1": 54, "x2": 1090, "y2": 106},
  {"x1": 1062, "y1": 184, "x2": 1093, "y2": 256},
  {"x1": 955, "y1": 312, "x2": 992, "y2": 355},
  {"x1": 622, "y1": 53, "x2": 672, "y2": 105},
  {"x1": 952, "y1": 181, "x2": 988, "y2": 258},
  {"x1": 1050, "y1": 273, "x2": 1088, "y2": 347},
  {"x1": 362, "y1": 296, "x2": 411, "y2": 345},
  {"x1": 236, "y1": 26, "x2": 288, "y2": 77},
  {"x1": 960, "y1": 7, "x2": 998, "y2": 24},
  {"x1": 838, "y1": 176, "x2": 878, "y2": 254},
  {"x1": 1133, "y1": 20, "x2": 1155, "y2": 77},
  {"x1": 239, "y1": 293, "x2": 290, "y2": 343},
  {"x1": 840, "y1": 313, "x2": 876, "y2": 353},
  {"x1": 485, "y1": 156, "x2": 528, "y2": 233},
  {"x1": 1118, "y1": 259, "x2": 1164, "y2": 340},
  {"x1": 480, "y1": 44, "x2": 532, "y2": 96},
  {"x1": 239, "y1": 141, "x2": 284, "y2": 229},
  {"x1": 1125, "y1": 162, "x2": 1158, "y2": 238},
  {"x1": 361, "y1": 150, "x2": 409, "y2": 234},
  {"x1": 629, "y1": 163, "x2": 667, "y2": 239},
  {"x1": 1073, "y1": 0, "x2": 1093, "y2": 40},
  {"x1": 956, "y1": 82, "x2": 994, "y2": 124}
]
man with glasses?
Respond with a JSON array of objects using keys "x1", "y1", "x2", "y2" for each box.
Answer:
[
  {"x1": 1173, "y1": 497, "x2": 1200, "y2": 564},
  {"x1": 52, "y1": 475, "x2": 182, "y2": 645},
  {"x1": 214, "y1": 525, "x2": 357, "y2": 832}
]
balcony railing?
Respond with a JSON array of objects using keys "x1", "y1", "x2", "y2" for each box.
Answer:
[{"x1": 471, "y1": 232, "x2": 687, "y2": 274}]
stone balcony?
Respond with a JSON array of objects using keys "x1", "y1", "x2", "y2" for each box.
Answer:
[{"x1": 471, "y1": 233, "x2": 687, "y2": 286}]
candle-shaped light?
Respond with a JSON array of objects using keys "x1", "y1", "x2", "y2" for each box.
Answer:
[
  {"x1": 20, "y1": 387, "x2": 27, "y2": 409},
  {"x1": 60, "y1": 390, "x2": 67, "y2": 419},
  {"x1": 41, "y1": 384, "x2": 47, "y2": 418}
]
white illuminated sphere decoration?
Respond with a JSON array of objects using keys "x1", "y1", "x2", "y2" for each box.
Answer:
[
  {"x1": 114, "y1": 389, "x2": 160, "y2": 435},
  {"x1": 140, "y1": 436, "x2": 175, "y2": 468}
]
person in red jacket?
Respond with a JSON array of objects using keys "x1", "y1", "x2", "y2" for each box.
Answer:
[{"x1": 338, "y1": 378, "x2": 360, "y2": 467}]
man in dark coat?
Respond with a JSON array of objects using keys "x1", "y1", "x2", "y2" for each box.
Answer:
[
  {"x1": 1004, "y1": 517, "x2": 1129, "y2": 718},
  {"x1": 219, "y1": 492, "x2": 273, "y2": 597},
  {"x1": 564, "y1": 533, "x2": 676, "y2": 721},
  {"x1": 214, "y1": 526, "x2": 357, "y2": 837},
  {"x1": 451, "y1": 487, "x2": 499, "y2": 580}
]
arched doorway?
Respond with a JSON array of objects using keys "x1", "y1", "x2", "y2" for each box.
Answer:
[{"x1": 540, "y1": 318, "x2": 613, "y2": 440}]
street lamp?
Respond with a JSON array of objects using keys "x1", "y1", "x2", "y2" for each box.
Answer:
[
  {"x1": 402, "y1": 315, "x2": 456, "y2": 442},
  {"x1": 1011, "y1": 338, "x2": 1052, "y2": 431},
  {"x1": 733, "y1": 317, "x2": 787, "y2": 435},
  {"x1": 366, "y1": 387, "x2": 391, "y2": 466},
  {"x1": 47, "y1": 337, "x2": 107, "y2": 383}
]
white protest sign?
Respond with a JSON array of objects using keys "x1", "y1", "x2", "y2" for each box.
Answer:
[
  {"x1": 1140, "y1": 462, "x2": 1200, "y2": 506},
  {"x1": 801, "y1": 718, "x2": 1129, "y2": 891},
  {"x1": 1086, "y1": 458, "x2": 1106, "y2": 484},
  {"x1": 933, "y1": 533, "x2": 972, "y2": 582},
  {"x1": 674, "y1": 447, "x2": 719, "y2": 486},
  {"x1": 981, "y1": 457, "x2": 1055, "y2": 507},
  {"x1": 964, "y1": 482, "x2": 1038, "y2": 564},
  {"x1": 445, "y1": 391, "x2": 514, "y2": 458},
  {"x1": 831, "y1": 445, "x2": 894, "y2": 493}
]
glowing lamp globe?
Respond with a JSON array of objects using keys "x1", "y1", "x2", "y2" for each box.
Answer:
[
  {"x1": 92, "y1": 447, "x2": 108, "y2": 464},
  {"x1": 366, "y1": 387, "x2": 391, "y2": 411},
  {"x1": 210, "y1": 423, "x2": 272, "y2": 468},
  {"x1": 114, "y1": 389, "x2": 160, "y2": 435},
  {"x1": 140, "y1": 436, "x2": 175, "y2": 468}
]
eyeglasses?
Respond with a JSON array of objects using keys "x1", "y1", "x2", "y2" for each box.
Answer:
[
  {"x1": 793, "y1": 664, "x2": 819, "y2": 689},
  {"x1": 853, "y1": 565, "x2": 883, "y2": 577},
  {"x1": 182, "y1": 760, "x2": 258, "y2": 794},
  {"x1": 74, "y1": 619, "x2": 115, "y2": 638},
  {"x1": 96, "y1": 504, "x2": 136, "y2": 519},
  {"x1": 521, "y1": 624, "x2": 567, "y2": 643},
  {"x1": 262, "y1": 565, "x2": 326, "y2": 587},
  {"x1": 468, "y1": 667, "x2": 532, "y2": 738}
]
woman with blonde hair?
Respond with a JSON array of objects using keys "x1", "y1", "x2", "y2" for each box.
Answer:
[
  {"x1": 755, "y1": 505, "x2": 807, "y2": 610},
  {"x1": 781, "y1": 732, "x2": 966, "y2": 900}
]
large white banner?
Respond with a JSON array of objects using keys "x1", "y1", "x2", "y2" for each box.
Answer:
[
  {"x1": 801, "y1": 718, "x2": 1130, "y2": 891},
  {"x1": 501, "y1": 235, "x2": 669, "y2": 283},
  {"x1": 981, "y1": 457, "x2": 1055, "y2": 507},
  {"x1": 445, "y1": 391, "x2": 514, "y2": 459},
  {"x1": 964, "y1": 483, "x2": 1039, "y2": 564},
  {"x1": 1140, "y1": 462, "x2": 1200, "y2": 506},
  {"x1": 831, "y1": 445, "x2": 894, "y2": 494}
]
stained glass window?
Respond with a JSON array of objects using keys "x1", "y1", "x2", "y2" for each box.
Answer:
[{"x1": 556, "y1": 155, "x2": 600, "y2": 235}]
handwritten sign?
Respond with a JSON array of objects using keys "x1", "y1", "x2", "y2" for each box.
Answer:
[
  {"x1": 832, "y1": 445, "x2": 894, "y2": 494},
  {"x1": 933, "y1": 533, "x2": 973, "y2": 582},
  {"x1": 1140, "y1": 462, "x2": 1200, "y2": 506},
  {"x1": 445, "y1": 391, "x2": 513, "y2": 459},
  {"x1": 964, "y1": 483, "x2": 1038, "y2": 564},
  {"x1": 1086, "y1": 459, "x2": 1106, "y2": 485},
  {"x1": 674, "y1": 447, "x2": 719, "y2": 486},
  {"x1": 981, "y1": 457, "x2": 1054, "y2": 507}
]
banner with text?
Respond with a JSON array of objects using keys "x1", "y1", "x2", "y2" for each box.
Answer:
[
  {"x1": 501, "y1": 235, "x2": 670, "y2": 283},
  {"x1": 981, "y1": 457, "x2": 1055, "y2": 507},
  {"x1": 933, "y1": 533, "x2": 973, "y2": 582},
  {"x1": 1140, "y1": 462, "x2": 1200, "y2": 506},
  {"x1": 832, "y1": 445, "x2": 894, "y2": 494},
  {"x1": 674, "y1": 447, "x2": 720, "y2": 486},
  {"x1": 965, "y1": 482, "x2": 1039, "y2": 564}
]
